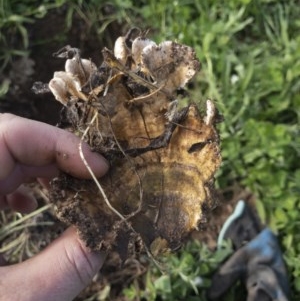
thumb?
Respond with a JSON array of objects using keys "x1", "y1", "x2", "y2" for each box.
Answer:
[{"x1": 0, "y1": 227, "x2": 106, "y2": 301}]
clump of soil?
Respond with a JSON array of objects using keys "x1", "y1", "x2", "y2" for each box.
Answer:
[{"x1": 35, "y1": 29, "x2": 222, "y2": 260}]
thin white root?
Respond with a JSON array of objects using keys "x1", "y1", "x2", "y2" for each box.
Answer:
[{"x1": 78, "y1": 112, "x2": 125, "y2": 221}]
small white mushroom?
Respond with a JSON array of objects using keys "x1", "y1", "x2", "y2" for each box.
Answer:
[
  {"x1": 114, "y1": 36, "x2": 129, "y2": 65},
  {"x1": 141, "y1": 41, "x2": 173, "y2": 81},
  {"x1": 49, "y1": 76, "x2": 68, "y2": 106},
  {"x1": 132, "y1": 37, "x2": 156, "y2": 67},
  {"x1": 65, "y1": 56, "x2": 97, "y2": 87},
  {"x1": 141, "y1": 41, "x2": 200, "y2": 93},
  {"x1": 53, "y1": 46, "x2": 96, "y2": 87},
  {"x1": 49, "y1": 71, "x2": 88, "y2": 106}
]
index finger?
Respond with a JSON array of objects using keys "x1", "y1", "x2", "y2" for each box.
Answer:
[{"x1": 0, "y1": 113, "x2": 109, "y2": 180}]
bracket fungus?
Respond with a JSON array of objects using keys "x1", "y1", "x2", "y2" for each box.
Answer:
[{"x1": 35, "y1": 29, "x2": 222, "y2": 259}]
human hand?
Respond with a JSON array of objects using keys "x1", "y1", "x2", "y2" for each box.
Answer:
[{"x1": 0, "y1": 113, "x2": 109, "y2": 301}]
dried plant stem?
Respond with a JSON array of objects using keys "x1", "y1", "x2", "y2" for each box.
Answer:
[
  {"x1": 102, "y1": 48, "x2": 158, "y2": 91},
  {"x1": 126, "y1": 82, "x2": 166, "y2": 105},
  {"x1": 0, "y1": 232, "x2": 28, "y2": 253},
  {"x1": 0, "y1": 204, "x2": 52, "y2": 241}
]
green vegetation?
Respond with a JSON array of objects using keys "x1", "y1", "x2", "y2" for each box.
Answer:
[
  {"x1": 134, "y1": 1, "x2": 300, "y2": 298},
  {"x1": 123, "y1": 241, "x2": 233, "y2": 301},
  {"x1": 1, "y1": 0, "x2": 299, "y2": 300}
]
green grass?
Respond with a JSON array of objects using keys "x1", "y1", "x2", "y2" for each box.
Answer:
[
  {"x1": 134, "y1": 0, "x2": 300, "y2": 299},
  {"x1": 1, "y1": 0, "x2": 300, "y2": 300}
]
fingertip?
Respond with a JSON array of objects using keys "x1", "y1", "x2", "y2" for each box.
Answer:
[
  {"x1": 1, "y1": 113, "x2": 109, "y2": 181},
  {"x1": 55, "y1": 132, "x2": 109, "y2": 179}
]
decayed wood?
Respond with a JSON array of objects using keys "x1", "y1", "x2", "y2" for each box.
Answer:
[{"x1": 44, "y1": 30, "x2": 221, "y2": 259}]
